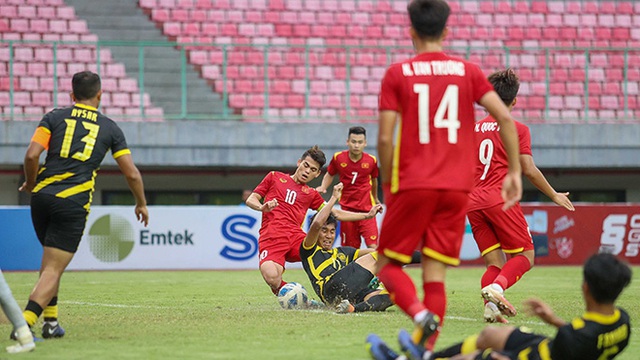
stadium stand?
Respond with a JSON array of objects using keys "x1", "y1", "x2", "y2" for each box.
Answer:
[
  {"x1": 136, "y1": 0, "x2": 639, "y2": 122},
  {"x1": 0, "y1": 0, "x2": 164, "y2": 120}
]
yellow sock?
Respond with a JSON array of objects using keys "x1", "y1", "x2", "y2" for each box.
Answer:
[
  {"x1": 43, "y1": 304, "x2": 58, "y2": 320},
  {"x1": 461, "y1": 334, "x2": 480, "y2": 354},
  {"x1": 23, "y1": 310, "x2": 38, "y2": 327}
]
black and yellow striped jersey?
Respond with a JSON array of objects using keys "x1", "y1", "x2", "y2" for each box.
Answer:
[
  {"x1": 299, "y1": 243, "x2": 359, "y2": 301},
  {"x1": 31, "y1": 103, "x2": 130, "y2": 211},
  {"x1": 549, "y1": 308, "x2": 630, "y2": 360}
]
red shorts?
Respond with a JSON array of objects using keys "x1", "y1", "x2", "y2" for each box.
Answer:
[
  {"x1": 378, "y1": 190, "x2": 469, "y2": 266},
  {"x1": 340, "y1": 217, "x2": 379, "y2": 248},
  {"x1": 258, "y1": 232, "x2": 305, "y2": 267},
  {"x1": 467, "y1": 203, "x2": 533, "y2": 255}
]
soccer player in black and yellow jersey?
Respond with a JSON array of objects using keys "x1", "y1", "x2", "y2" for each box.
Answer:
[
  {"x1": 18, "y1": 71, "x2": 149, "y2": 339},
  {"x1": 367, "y1": 252, "x2": 631, "y2": 360},
  {"x1": 300, "y1": 183, "x2": 390, "y2": 313}
]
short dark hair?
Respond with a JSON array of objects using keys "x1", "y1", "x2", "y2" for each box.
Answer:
[
  {"x1": 72, "y1": 71, "x2": 101, "y2": 101},
  {"x1": 348, "y1": 126, "x2": 366, "y2": 138},
  {"x1": 301, "y1": 145, "x2": 326, "y2": 168},
  {"x1": 310, "y1": 213, "x2": 337, "y2": 228},
  {"x1": 583, "y1": 253, "x2": 631, "y2": 304},
  {"x1": 407, "y1": 0, "x2": 450, "y2": 40},
  {"x1": 488, "y1": 68, "x2": 520, "y2": 106}
]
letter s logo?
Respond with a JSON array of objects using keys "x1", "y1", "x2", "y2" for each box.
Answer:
[{"x1": 220, "y1": 214, "x2": 258, "y2": 261}]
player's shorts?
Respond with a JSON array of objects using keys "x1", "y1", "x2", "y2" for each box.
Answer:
[
  {"x1": 258, "y1": 232, "x2": 305, "y2": 267},
  {"x1": 30, "y1": 193, "x2": 88, "y2": 253},
  {"x1": 378, "y1": 189, "x2": 468, "y2": 266},
  {"x1": 322, "y1": 262, "x2": 375, "y2": 305},
  {"x1": 468, "y1": 203, "x2": 534, "y2": 256},
  {"x1": 340, "y1": 217, "x2": 379, "y2": 248},
  {"x1": 494, "y1": 327, "x2": 550, "y2": 360}
]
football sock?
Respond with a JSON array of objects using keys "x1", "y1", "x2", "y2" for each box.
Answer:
[
  {"x1": 271, "y1": 280, "x2": 287, "y2": 296},
  {"x1": 410, "y1": 251, "x2": 422, "y2": 264},
  {"x1": 431, "y1": 335, "x2": 479, "y2": 358},
  {"x1": 378, "y1": 263, "x2": 423, "y2": 318},
  {"x1": 23, "y1": 301, "x2": 43, "y2": 327},
  {"x1": 423, "y1": 281, "x2": 446, "y2": 350},
  {"x1": 44, "y1": 296, "x2": 58, "y2": 324},
  {"x1": 495, "y1": 255, "x2": 531, "y2": 290},
  {"x1": 354, "y1": 294, "x2": 393, "y2": 312},
  {"x1": 481, "y1": 265, "x2": 502, "y2": 289}
]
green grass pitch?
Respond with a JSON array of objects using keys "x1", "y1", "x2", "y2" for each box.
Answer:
[{"x1": 1, "y1": 265, "x2": 637, "y2": 359}]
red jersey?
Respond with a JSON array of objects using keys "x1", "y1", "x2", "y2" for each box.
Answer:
[
  {"x1": 327, "y1": 150, "x2": 379, "y2": 212},
  {"x1": 379, "y1": 52, "x2": 494, "y2": 193},
  {"x1": 468, "y1": 116, "x2": 532, "y2": 211},
  {"x1": 253, "y1": 171, "x2": 325, "y2": 241}
]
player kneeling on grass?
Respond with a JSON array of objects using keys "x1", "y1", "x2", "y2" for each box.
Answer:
[
  {"x1": 300, "y1": 183, "x2": 389, "y2": 313},
  {"x1": 366, "y1": 252, "x2": 632, "y2": 360}
]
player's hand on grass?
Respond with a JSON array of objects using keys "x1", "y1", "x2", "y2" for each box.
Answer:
[
  {"x1": 331, "y1": 183, "x2": 344, "y2": 200},
  {"x1": 261, "y1": 199, "x2": 278, "y2": 212},
  {"x1": 552, "y1": 192, "x2": 575, "y2": 211},
  {"x1": 501, "y1": 172, "x2": 522, "y2": 211},
  {"x1": 523, "y1": 298, "x2": 565, "y2": 328},
  {"x1": 135, "y1": 205, "x2": 149, "y2": 226}
]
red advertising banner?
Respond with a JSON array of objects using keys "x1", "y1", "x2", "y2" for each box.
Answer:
[{"x1": 460, "y1": 204, "x2": 640, "y2": 266}]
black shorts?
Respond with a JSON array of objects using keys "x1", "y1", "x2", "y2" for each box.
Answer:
[
  {"x1": 31, "y1": 193, "x2": 88, "y2": 253},
  {"x1": 322, "y1": 262, "x2": 376, "y2": 305},
  {"x1": 497, "y1": 327, "x2": 549, "y2": 360}
]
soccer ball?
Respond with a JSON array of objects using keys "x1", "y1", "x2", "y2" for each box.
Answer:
[{"x1": 277, "y1": 282, "x2": 309, "y2": 309}]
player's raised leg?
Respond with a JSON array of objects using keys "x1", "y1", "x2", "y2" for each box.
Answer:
[{"x1": 259, "y1": 260, "x2": 286, "y2": 295}]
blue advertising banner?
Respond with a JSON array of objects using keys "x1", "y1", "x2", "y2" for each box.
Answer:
[{"x1": 0, "y1": 207, "x2": 43, "y2": 271}]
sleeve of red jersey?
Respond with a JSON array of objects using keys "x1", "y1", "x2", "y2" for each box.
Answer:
[
  {"x1": 253, "y1": 171, "x2": 273, "y2": 198},
  {"x1": 310, "y1": 190, "x2": 325, "y2": 211},
  {"x1": 379, "y1": 66, "x2": 400, "y2": 112},
  {"x1": 470, "y1": 63, "x2": 495, "y2": 103},
  {"x1": 326, "y1": 154, "x2": 338, "y2": 175},
  {"x1": 518, "y1": 123, "x2": 533, "y2": 156}
]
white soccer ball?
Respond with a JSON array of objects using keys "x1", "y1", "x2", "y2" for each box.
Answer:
[{"x1": 277, "y1": 282, "x2": 309, "y2": 309}]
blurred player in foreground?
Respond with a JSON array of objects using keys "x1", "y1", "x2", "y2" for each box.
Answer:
[
  {"x1": 374, "y1": 0, "x2": 522, "y2": 358},
  {"x1": 468, "y1": 69, "x2": 575, "y2": 324},
  {"x1": 316, "y1": 126, "x2": 381, "y2": 248},
  {"x1": 301, "y1": 183, "x2": 388, "y2": 313},
  {"x1": 1, "y1": 270, "x2": 35, "y2": 353},
  {"x1": 367, "y1": 252, "x2": 631, "y2": 360},
  {"x1": 18, "y1": 71, "x2": 149, "y2": 339}
]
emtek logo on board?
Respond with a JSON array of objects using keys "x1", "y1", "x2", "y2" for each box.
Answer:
[{"x1": 88, "y1": 214, "x2": 195, "y2": 263}]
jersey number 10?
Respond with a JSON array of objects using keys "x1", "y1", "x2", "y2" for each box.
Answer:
[
  {"x1": 60, "y1": 119, "x2": 100, "y2": 162},
  {"x1": 414, "y1": 84, "x2": 461, "y2": 144}
]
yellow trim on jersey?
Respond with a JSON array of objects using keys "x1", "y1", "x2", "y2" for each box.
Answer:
[
  {"x1": 56, "y1": 179, "x2": 94, "y2": 198},
  {"x1": 112, "y1": 149, "x2": 131, "y2": 159},
  {"x1": 504, "y1": 247, "x2": 525, "y2": 254},
  {"x1": 382, "y1": 248, "x2": 412, "y2": 264},
  {"x1": 481, "y1": 243, "x2": 501, "y2": 256},
  {"x1": 571, "y1": 318, "x2": 585, "y2": 330},
  {"x1": 461, "y1": 335, "x2": 479, "y2": 354},
  {"x1": 517, "y1": 347, "x2": 533, "y2": 359},
  {"x1": 32, "y1": 172, "x2": 74, "y2": 193},
  {"x1": 75, "y1": 103, "x2": 98, "y2": 111},
  {"x1": 537, "y1": 338, "x2": 552, "y2": 360},
  {"x1": 423, "y1": 247, "x2": 461, "y2": 266},
  {"x1": 583, "y1": 309, "x2": 621, "y2": 325},
  {"x1": 390, "y1": 119, "x2": 402, "y2": 194},
  {"x1": 370, "y1": 251, "x2": 378, "y2": 261}
]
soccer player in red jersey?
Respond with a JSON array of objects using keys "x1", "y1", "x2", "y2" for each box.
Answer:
[
  {"x1": 469, "y1": 69, "x2": 575, "y2": 324},
  {"x1": 372, "y1": 1, "x2": 522, "y2": 358},
  {"x1": 246, "y1": 146, "x2": 382, "y2": 297},
  {"x1": 317, "y1": 126, "x2": 381, "y2": 248}
]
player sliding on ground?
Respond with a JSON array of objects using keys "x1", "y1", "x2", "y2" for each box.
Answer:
[{"x1": 300, "y1": 183, "x2": 388, "y2": 313}]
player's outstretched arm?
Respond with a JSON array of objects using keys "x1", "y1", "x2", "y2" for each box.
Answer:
[
  {"x1": 303, "y1": 183, "x2": 343, "y2": 248},
  {"x1": 523, "y1": 298, "x2": 567, "y2": 328},
  {"x1": 246, "y1": 192, "x2": 277, "y2": 212},
  {"x1": 521, "y1": 155, "x2": 575, "y2": 211},
  {"x1": 332, "y1": 203, "x2": 382, "y2": 222},
  {"x1": 316, "y1": 172, "x2": 335, "y2": 194},
  {"x1": 115, "y1": 154, "x2": 149, "y2": 226},
  {"x1": 479, "y1": 91, "x2": 522, "y2": 210}
]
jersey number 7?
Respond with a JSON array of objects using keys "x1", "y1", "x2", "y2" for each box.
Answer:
[{"x1": 414, "y1": 84, "x2": 460, "y2": 144}]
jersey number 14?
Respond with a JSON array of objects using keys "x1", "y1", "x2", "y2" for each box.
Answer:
[{"x1": 414, "y1": 84, "x2": 460, "y2": 144}]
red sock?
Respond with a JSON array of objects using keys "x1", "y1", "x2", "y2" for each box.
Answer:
[
  {"x1": 423, "y1": 282, "x2": 446, "y2": 351},
  {"x1": 271, "y1": 280, "x2": 287, "y2": 296},
  {"x1": 481, "y1": 265, "x2": 502, "y2": 288},
  {"x1": 495, "y1": 256, "x2": 531, "y2": 290},
  {"x1": 378, "y1": 263, "x2": 424, "y2": 318}
]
